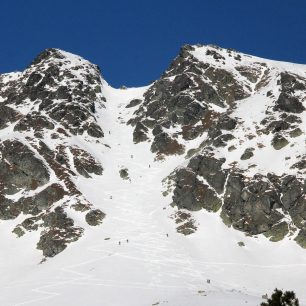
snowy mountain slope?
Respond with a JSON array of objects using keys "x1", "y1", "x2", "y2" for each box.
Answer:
[
  {"x1": 0, "y1": 45, "x2": 305, "y2": 305},
  {"x1": 129, "y1": 44, "x2": 306, "y2": 245}
]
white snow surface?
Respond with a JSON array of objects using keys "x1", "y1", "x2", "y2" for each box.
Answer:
[
  {"x1": 0, "y1": 79, "x2": 305, "y2": 306},
  {"x1": 0, "y1": 46, "x2": 306, "y2": 305}
]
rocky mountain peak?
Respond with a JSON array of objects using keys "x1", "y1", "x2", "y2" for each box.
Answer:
[
  {"x1": 0, "y1": 49, "x2": 106, "y2": 258},
  {"x1": 121, "y1": 44, "x2": 306, "y2": 247},
  {"x1": 0, "y1": 44, "x2": 305, "y2": 260},
  {"x1": 140, "y1": 45, "x2": 306, "y2": 245},
  {"x1": 29, "y1": 47, "x2": 101, "y2": 75},
  {"x1": 0, "y1": 48, "x2": 105, "y2": 139},
  {"x1": 29, "y1": 48, "x2": 67, "y2": 66},
  {"x1": 0, "y1": 43, "x2": 306, "y2": 305}
]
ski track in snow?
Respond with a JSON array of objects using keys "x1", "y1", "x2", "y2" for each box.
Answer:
[{"x1": 0, "y1": 84, "x2": 305, "y2": 306}]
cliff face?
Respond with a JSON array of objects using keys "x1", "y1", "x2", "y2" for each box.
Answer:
[
  {"x1": 0, "y1": 49, "x2": 106, "y2": 257},
  {"x1": 0, "y1": 45, "x2": 305, "y2": 259},
  {"x1": 128, "y1": 44, "x2": 306, "y2": 246}
]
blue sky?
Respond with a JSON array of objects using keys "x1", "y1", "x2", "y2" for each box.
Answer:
[{"x1": 0, "y1": 0, "x2": 305, "y2": 87}]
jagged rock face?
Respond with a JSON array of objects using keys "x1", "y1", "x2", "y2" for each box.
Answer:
[
  {"x1": 0, "y1": 139, "x2": 50, "y2": 194},
  {"x1": 159, "y1": 45, "x2": 306, "y2": 247},
  {"x1": 171, "y1": 154, "x2": 306, "y2": 245},
  {"x1": 36, "y1": 207, "x2": 84, "y2": 257},
  {"x1": 128, "y1": 44, "x2": 272, "y2": 156},
  {"x1": 0, "y1": 105, "x2": 21, "y2": 129},
  {"x1": 275, "y1": 72, "x2": 306, "y2": 113},
  {"x1": 0, "y1": 48, "x2": 104, "y2": 138},
  {"x1": 0, "y1": 49, "x2": 106, "y2": 258}
]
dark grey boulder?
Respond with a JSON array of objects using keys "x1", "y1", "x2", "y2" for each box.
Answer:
[
  {"x1": 271, "y1": 134, "x2": 289, "y2": 150},
  {"x1": 267, "y1": 120, "x2": 290, "y2": 133},
  {"x1": 173, "y1": 168, "x2": 221, "y2": 212},
  {"x1": 222, "y1": 173, "x2": 283, "y2": 235},
  {"x1": 216, "y1": 115, "x2": 237, "y2": 130},
  {"x1": 85, "y1": 209, "x2": 105, "y2": 226},
  {"x1": 240, "y1": 148, "x2": 254, "y2": 160},
  {"x1": 0, "y1": 196, "x2": 21, "y2": 220},
  {"x1": 37, "y1": 207, "x2": 84, "y2": 257},
  {"x1": 133, "y1": 122, "x2": 149, "y2": 143},
  {"x1": 151, "y1": 132, "x2": 184, "y2": 155},
  {"x1": 281, "y1": 176, "x2": 303, "y2": 210},
  {"x1": 71, "y1": 147, "x2": 103, "y2": 178},
  {"x1": 0, "y1": 140, "x2": 50, "y2": 194},
  {"x1": 275, "y1": 92, "x2": 305, "y2": 113},
  {"x1": 289, "y1": 128, "x2": 303, "y2": 138},
  {"x1": 197, "y1": 155, "x2": 227, "y2": 194},
  {"x1": 126, "y1": 99, "x2": 142, "y2": 108},
  {"x1": 119, "y1": 168, "x2": 129, "y2": 180},
  {"x1": 213, "y1": 133, "x2": 235, "y2": 147}
]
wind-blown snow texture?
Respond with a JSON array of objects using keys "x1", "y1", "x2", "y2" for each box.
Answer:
[{"x1": 0, "y1": 45, "x2": 305, "y2": 305}]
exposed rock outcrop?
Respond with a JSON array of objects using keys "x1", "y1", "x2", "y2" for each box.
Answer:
[
  {"x1": 0, "y1": 49, "x2": 106, "y2": 258},
  {"x1": 157, "y1": 45, "x2": 306, "y2": 247}
]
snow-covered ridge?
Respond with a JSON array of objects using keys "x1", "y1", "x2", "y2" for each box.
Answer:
[
  {"x1": 0, "y1": 45, "x2": 305, "y2": 306},
  {"x1": 191, "y1": 44, "x2": 306, "y2": 75}
]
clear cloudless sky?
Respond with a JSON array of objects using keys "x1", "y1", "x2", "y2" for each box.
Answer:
[{"x1": 0, "y1": 0, "x2": 305, "y2": 87}]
